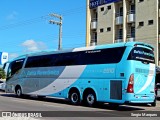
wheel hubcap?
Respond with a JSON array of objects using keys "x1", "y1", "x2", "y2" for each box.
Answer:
[
  {"x1": 87, "y1": 94, "x2": 94, "y2": 105},
  {"x1": 71, "y1": 93, "x2": 78, "y2": 103},
  {"x1": 17, "y1": 89, "x2": 21, "y2": 96}
]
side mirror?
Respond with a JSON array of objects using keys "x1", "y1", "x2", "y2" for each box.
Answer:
[{"x1": 2, "y1": 63, "x2": 6, "y2": 69}]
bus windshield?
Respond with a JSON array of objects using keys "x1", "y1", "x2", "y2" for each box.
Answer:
[
  {"x1": 127, "y1": 47, "x2": 155, "y2": 63},
  {"x1": 7, "y1": 59, "x2": 25, "y2": 80}
]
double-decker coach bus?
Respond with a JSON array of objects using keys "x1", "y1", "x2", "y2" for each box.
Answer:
[{"x1": 3, "y1": 42, "x2": 156, "y2": 106}]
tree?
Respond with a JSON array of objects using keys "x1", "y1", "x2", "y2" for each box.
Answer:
[{"x1": 0, "y1": 68, "x2": 6, "y2": 79}]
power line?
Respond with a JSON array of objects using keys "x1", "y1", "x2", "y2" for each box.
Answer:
[
  {"x1": 0, "y1": 6, "x2": 86, "y2": 31},
  {"x1": 0, "y1": 15, "x2": 49, "y2": 31}
]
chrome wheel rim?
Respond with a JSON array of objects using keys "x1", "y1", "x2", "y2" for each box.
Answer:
[
  {"x1": 87, "y1": 94, "x2": 95, "y2": 105},
  {"x1": 17, "y1": 89, "x2": 21, "y2": 96},
  {"x1": 71, "y1": 93, "x2": 78, "y2": 103}
]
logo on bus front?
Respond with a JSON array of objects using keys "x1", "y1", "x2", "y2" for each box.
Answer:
[{"x1": 3, "y1": 55, "x2": 7, "y2": 59}]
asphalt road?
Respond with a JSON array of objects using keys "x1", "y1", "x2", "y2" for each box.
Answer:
[{"x1": 0, "y1": 91, "x2": 160, "y2": 120}]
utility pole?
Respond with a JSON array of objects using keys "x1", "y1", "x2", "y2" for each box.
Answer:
[{"x1": 49, "y1": 13, "x2": 62, "y2": 50}]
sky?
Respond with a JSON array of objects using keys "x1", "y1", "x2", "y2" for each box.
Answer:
[{"x1": 0, "y1": 0, "x2": 86, "y2": 60}]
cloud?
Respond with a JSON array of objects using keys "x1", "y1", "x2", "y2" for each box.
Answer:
[
  {"x1": 6, "y1": 11, "x2": 18, "y2": 20},
  {"x1": 9, "y1": 53, "x2": 19, "y2": 60},
  {"x1": 21, "y1": 39, "x2": 47, "y2": 52}
]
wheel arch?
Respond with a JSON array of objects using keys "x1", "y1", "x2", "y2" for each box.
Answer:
[
  {"x1": 68, "y1": 87, "x2": 81, "y2": 98},
  {"x1": 14, "y1": 84, "x2": 23, "y2": 94}
]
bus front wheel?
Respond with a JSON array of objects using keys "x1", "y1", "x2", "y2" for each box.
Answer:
[{"x1": 15, "y1": 87, "x2": 23, "y2": 97}]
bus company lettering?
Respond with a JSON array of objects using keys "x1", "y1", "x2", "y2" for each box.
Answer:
[
  {"x1": 134, "y1": 50, "x2": 154, "y2": 57},
  {"x1": 103, "y1": 68, "x2": 115, "y2": 73},
  {"x1": 86, "y1": 68, "x2": 115, "y2": 74},
  {"x1": 86, "y1": 50, "x2": 101, "y2": 54},
  {"x1": 26, "y1": 70, "x2": 60, "y2": 76}
]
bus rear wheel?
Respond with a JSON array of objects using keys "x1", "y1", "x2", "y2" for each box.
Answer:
[
  {"x1": 151, "y1": 99, "x2": 156, "y2": 107},
  {"x1": 69, "y1": 90, "x2": 80, "y2": 105},
  {"x1": 15, "y1": 87, "x2": 23, "y2": 97},
  {"x1": 83, "y1": 91, "x2": 96, "y2": 107}
]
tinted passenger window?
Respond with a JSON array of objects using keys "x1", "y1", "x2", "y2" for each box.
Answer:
[
  {"x1": 82, "y1": 47, "x2": 126, "y2": 64},
  {"x1": 25, "y1": 47, "x2": 126, "y2": 68}
]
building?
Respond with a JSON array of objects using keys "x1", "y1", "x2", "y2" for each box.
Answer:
[
  {"x1": 0, "y1": 52, "x2": 8, "y2": 65},
  {"x1": 86, "y1": 0, "x2": 159, "y2": 65}
]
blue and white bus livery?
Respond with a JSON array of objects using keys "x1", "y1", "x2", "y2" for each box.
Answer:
[{"x1": 4, "y1": 42, "x2": 156, "y2": 107}]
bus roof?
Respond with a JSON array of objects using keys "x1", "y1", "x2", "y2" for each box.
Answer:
[
  {"x1": 10, "y1": 42, "x2": 154, "y2": 61},
  {"x1": 124, "y1": 42, "x2": 154, "y2": 50}
]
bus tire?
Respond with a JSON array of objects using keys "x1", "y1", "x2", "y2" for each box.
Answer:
[
  {"x1": 83, "y1": 90, "x2": 97, "y2": 107},
  {"x1": 15, "y1": 87, "x2": 23, "y2": 97},
  {"x1": 69, "y1": 89, "x2": 80, "y2": 105},
  {"x1": 151, "y1": 99, "x2": 156, "y2": 107}
]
